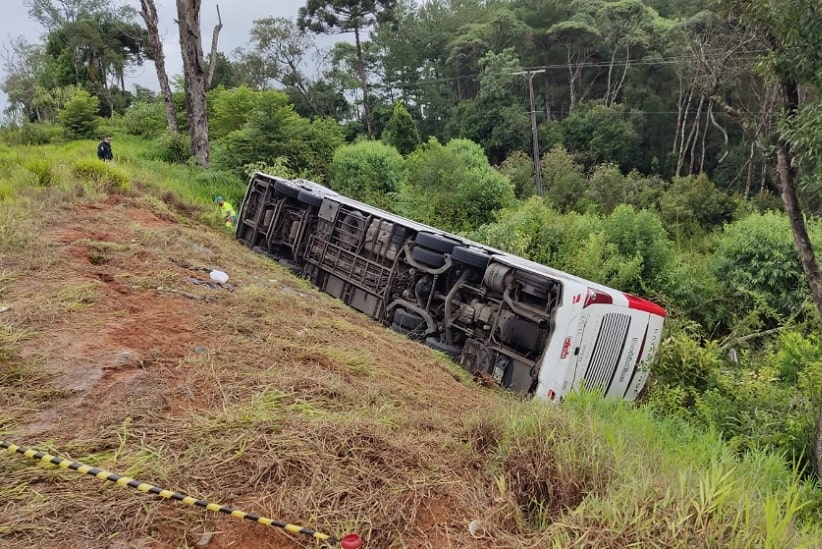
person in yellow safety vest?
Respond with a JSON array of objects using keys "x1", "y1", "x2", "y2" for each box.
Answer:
[{"x1": 214, "y1": 196, "x2": 237, "y2": 227}]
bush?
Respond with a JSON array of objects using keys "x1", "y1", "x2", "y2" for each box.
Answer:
[
  {"x1": 399, "y1": 137, "x2": 515, "y2": 233},
  {"x1": 58, "y1": 89, "x2": 100, "y2": 139},
  {"x1": 659, "y1": 173, "x2": 737, "y2": 236},
  {"x1": 600, "y1": 205, "x2": 675, "y2": 294},
  {"x1": 541, "y1": 145, "x2": 585, "y2": 213},
  {"x1": 585, "y1": 163, "x2": 629, "y2": 214},
  {"x1": 242, "y1": 158, "x2": 296, "y2": 180},
  {"x1": 21, "y1": 158, "x2": 59, "y2": 187},
  {"x1": 211, "y1": 89, "x2": 344, "y2": 178},
  {"x1": 498, "y1": 151, "x2": 535, "y2": 199},
  {"x1": 645, "y1": 331, "x2": 726, "y2": 413},
  {"x1": 381, "y1": 102, "x2": 420, "y2": 156},
  {"x1": 329, "y1": 140, "x2": 404, "y2": 209},
  {"x1": 560, "y1": 100, "x2": 641, "y2": 170},
  {"x1": 0, "y1": 123, "x2": 65, "y2": 146},
  {"x1": 208, "y1": 86, "x2": 260, "y2": 140},
  {"x1": 713, "y1": 212, "x2": 812, "y2": 324},
  {"x1": 70, "y1": 159, "x2": 130, "y2": 193},
  {"x1": 147, "y1": 131, "x2": 191, "y2": 164},
  {"x1": 123, "y1": 101, "x2": 167, "y2": 136},
  {"x1": 470, "y1": 197, "x2": 557, "y2": 259}
]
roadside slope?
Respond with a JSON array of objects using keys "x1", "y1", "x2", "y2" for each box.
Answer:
[
  {"x1": 0, "y1": 191, "x2": 501, "y2": 548},
  {"x1": 1, "y1": 174, "x2": 820, "y2": 549}
]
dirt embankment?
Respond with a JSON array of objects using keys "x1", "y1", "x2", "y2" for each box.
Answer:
[{"x1": 0, "y1": 194, "x2": 502, "y2": 549}]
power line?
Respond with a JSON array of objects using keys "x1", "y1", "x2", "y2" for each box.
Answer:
[{"x1": 379, "y1": 51, "x2": 772, "y2": 88}]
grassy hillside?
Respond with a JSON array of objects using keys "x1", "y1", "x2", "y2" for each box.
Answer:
[{"x1": 1, "y1": 140, "x2": 821, "y2": 548}]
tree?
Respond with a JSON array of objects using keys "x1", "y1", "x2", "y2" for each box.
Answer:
[
  {"x1": 298, "y1": 0, "x2": 398, "y2": 138},
  {"x1": 206, "y1": 4, "x2": 223, "y2": 89},
  {"x1": 603, "y1": 0, "x2": 662, "y2": 107},
  {"x1": 585, "y1": 162, "x2": 629, "y2": 215},
  {"x1": 710, "y1": 0, "x2": 822, "y2": 477},
  {"x1": 329, "y1": 140, "x2": 405, "y2": 208},
  {"x1": 658, "y1": 173, "x2": 736, "y2": 236},
  {"x1": 445, "y1": 48, "x2": 531, "y2": 164},
  {"x1": 399, "y1": 137, "x2": 515, "y2": 233},
  {"x1": 560, "y1": 101, "x2": 642, "y2": 171},
  {"x1": 42, "y1": 16, "x2": 148, "y2": 116},
  {"x1": 498, "y1": 150, "x2": 535, "y2": 199},
  {"x1": 24, "y1": 0, "x2": 108, "y2": 32},
  {"x1": 545, "y1": 19, "x2": 600, "y2": 111},
  {"x1": 210, "y1": 89, "x2": 344, "y2": 178},
  {"x1": 204, "y1": 52, "x2": 243, "y2": 89},
  {"x1": 57, "y1": 87, "x2": 99, "y2": 138},
  {"x1": 672, "y1": 11, "x2": 761, "y2": 183},
  {"x1": 381, "y1": 101, "x2": 419, "y2": 155},
  {"x1": 713, "y1": 211, "x2": 814, "y2": 326},
  {"x1": 176, "y1": 0, "x2": 209, "y2": 166},
  {"x1": 1, "y1": 37, "x2": 45, "y2": 120},
  {"x1": 243, "y1": 17, "x2": 318, "y2": 112},
  {"x1": 138, "y1": 0, "x2": 178, "y2": 133},
  {"x1": 541, "y1": 144, "x2": 586, "y2": 213}
]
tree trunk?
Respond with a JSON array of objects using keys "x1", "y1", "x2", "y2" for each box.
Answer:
[
  {"x1": 776, "y1": 82, "x2": 822, "y2": 478},
  {"x1": 176, "y1": 0, "x2": 209, "y2": 167},
  {"x1": 566, "y1": 47, "x2": 577, "y2": 112},
  {"x1": 610, "y1": 43, "x2": 631, "y2": 107},
  {"x1": 676, "y1": 87, "x2": 694, "y2": 176},
  {"x1": 207, "y1": 4, "x2": 223, "y2": 89},
  {"x1": 353, "y1": 26, "x2": 373, "y2": 138},
  {"x1": 605, "y1": 47, "x2": 617, "y2": 107},
  {"x1": 139, "y1": 0, "x2": 178, "y2": 133}
]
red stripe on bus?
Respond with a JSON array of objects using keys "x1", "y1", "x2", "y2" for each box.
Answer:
[{"x1": 625, "y1": 294, "x2": 666, "y2": 317}]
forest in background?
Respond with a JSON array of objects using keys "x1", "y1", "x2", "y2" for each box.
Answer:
[{"x1": 3, "y1": 0, "x2": 822, "y2": 486}]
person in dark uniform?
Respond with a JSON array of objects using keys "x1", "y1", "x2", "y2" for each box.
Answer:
[{"x1": 97, "y1": 136, "x2": 113, "y2": 161}]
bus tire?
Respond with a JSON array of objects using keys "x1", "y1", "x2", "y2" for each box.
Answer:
[
  {"x1": 411, "y1": 246, "x2": 446, "y2": 268},
  {"x1": 415, "y1": 232, "x2": 460, "y2": 254},
  {"x1": 297, "y1": 190, "x2": 324, "y2": 208},
  {"x1": 274, "y1": 180, "x2": 300, "y2": 199},
  {"x1": 393, "y1": 309, "x2": 425, "y2": 330},
  {"x1": 425, "y1": 337, "x2": 461, "y2": 358},
  {"x1": 278, "y1": 258, "x2": 300, "y2": 274},
  {"x1": 390, "y1": 322, "x2": 411, "y2": 335},
  {"x1": 452, "y1": 246, "x2": 491, "y2": 270}
]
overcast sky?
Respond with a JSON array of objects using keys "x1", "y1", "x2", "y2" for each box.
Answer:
[{"x1": 0, "y1": 0, "x2": 313, "y2": 114}]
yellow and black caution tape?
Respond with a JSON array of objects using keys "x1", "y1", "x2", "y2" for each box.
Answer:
[{"x1": 1, "y1": 440, "x2": 361, "y2": 547}]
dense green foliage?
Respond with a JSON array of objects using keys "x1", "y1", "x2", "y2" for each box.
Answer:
[
  {"x1": 713, "y1": 212, "x2": 817, "y2": 325},
  {"x1": 57, "y1": 88, "x2": 100, "y2": 139},
  {"x1": 208, "y1": 87, "x2": 345, "y2": 179},
  {"x1": 329, "y1": 140, "x2": 404, "y2": 209},
  {"x1": 398, "y1": 137, "x2": 515, "y2": 233},
  {"x1": 381, "y1": 102, "x2": 420, "y2": 156}
]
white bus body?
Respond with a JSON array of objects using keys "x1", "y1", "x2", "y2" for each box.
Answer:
[{"x1": 236, "y1": 173, "x2": 666, "y2": 401}]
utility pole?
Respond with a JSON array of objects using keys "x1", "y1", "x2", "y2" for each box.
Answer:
[{"x1": 514, "y1": 69, "x2": 545, "y2": 196}]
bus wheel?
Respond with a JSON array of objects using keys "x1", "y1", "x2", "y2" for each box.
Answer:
[
  {"x1": 393, "y1": 309, "x2": 425, "y2": 330},
  {"x1": 297, "y1": 190, "x2": 324, "y2": 208},
  {"x1": 274, "y1": 180, "x2": 300, "y2": 198},
  {"x1": 278, "y1": 258, "x2": 301, "y2": 274},
  {"x1": 415, "y1": 232, "x2": 460, "y2": 253},
  {"x1": 425, "y1": 337, "x2": 461, "y2": 358},
  {"x1": 452, "y1": 246, "x2": 491, "y2": 270},
  {"x1": 411, "y1": 246, "x2": 446, "y2": 268}
]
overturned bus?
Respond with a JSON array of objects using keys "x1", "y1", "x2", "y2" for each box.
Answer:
[{"x1": 235, "y1": 172, "x2": 666, "y2": 402}]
